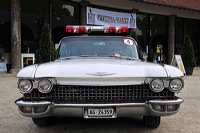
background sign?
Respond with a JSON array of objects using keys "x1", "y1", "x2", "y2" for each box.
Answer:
[
  {"x1": 174, "y1": 55, "x2": 186, "y2": 74},
  {"x1": 87, "y1": 7, "x2": 136, "y2": 28}
]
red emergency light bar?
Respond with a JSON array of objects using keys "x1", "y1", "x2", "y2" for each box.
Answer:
[
  {"x1": 66, "y1": 26, "x2": 75, "y2": 33},
  {"x1": 118, "y1": 26, "x2": 129, "y2": 33},
  {"x1": 66, "y1": 26, "x2": 129, "y2": 34},
  {"x1": 108, "y1": 26, "x2": 117, "y2": 33},
  {"x1": 76, "y1": 26, "x2": 87, "y2": 33}
]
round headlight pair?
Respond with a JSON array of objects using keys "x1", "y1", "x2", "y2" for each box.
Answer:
[
  {"x1": 169, "y1": 79, "x2": 183, "y2": 92},
  {"x1": 18, "y1": 79, "x2": 33, "y2": 94},
  {"x1": 38, "y1": 79, "x2": 53, "y2": 93},
  {"x1": 149, "y1": 78, "x2": 184, "y2": 93},
  {"x1": 149, "y1": 79, "x2": 164, "y2": 92},
  {"x1": 18, "y1": 79, "x2": 53, "y2": 94}
]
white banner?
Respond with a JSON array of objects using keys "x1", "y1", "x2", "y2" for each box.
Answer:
[{"x1": 87, "y1": 7, "x2": 136, "y2": 28}]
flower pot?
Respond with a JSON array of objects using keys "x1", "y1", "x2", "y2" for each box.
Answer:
[{"x1": 185, "y1": 67, "x2": 194, "y2": 75}]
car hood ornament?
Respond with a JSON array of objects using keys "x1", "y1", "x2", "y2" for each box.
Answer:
[{"x1": 86, "y1": 72, "x2": 116, "y2": 76}]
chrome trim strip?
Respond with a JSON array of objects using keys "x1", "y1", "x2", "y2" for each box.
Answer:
[
  {"x1": 148, "y1": 98, "x2": 184, "y2": 105},
  {"x1": 16, "y1": 100, "x2": 51, "y2": 106}
]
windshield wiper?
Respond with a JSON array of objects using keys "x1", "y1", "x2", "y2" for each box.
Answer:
[
  {"x1": 107, "y1": 55, "x2": 130, "y2": 59},
  {"x1": 121, "y1": 56, "x2": 140, "y2": 61},
  {"x1": 60, "y1": 57, "x2": 70, "y2": 60},
  {"x1": 106, "y1": 55, "x2": 140, "y2": 61},
  {"x1": 120, "y1": 56, "x2": 134, "y2": 60},
  {"x1": 79, "y1": 55, "x2": 96, "y2": 57},
  {"x1": 61, "y1": 55, "x2": 97, "y2": 59}
]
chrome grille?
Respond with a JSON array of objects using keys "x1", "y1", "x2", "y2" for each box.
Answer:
[{"x1": 23, "y1": 85, "x2": 176, "y2": 103}]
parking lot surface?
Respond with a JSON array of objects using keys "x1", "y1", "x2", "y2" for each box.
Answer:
[{"x1": 0, "y1": 69, "x2": 200, "y2": 133}]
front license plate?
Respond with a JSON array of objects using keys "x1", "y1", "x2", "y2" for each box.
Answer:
[{"x1": 88, "y1": 108, "x2": 114, "y2": 117}]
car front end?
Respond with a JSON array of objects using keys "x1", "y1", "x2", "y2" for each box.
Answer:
[{"x1": 15, "y1": 26, "x2": 184, "y2": 128}]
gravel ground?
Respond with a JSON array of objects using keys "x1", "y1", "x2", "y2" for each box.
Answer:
[{"x1": 0, "y1": 70, "x2": 200, "y2": 133}]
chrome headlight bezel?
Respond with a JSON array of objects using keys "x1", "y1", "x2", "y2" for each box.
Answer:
[
  {"x1": 18, "y1": 78, "x2": 56, "y2": 94},
  {"x1": 149, "y1": 78, "x2": 165, "y2": 92},
  {"x1": 18, "y1": 79, "x2": 33, "y2": 94},
  {"x1": 38, "y1": 79, "x2": 53, "y2": 93},
  {"x1": 169, "y1": 78, "x2": 184, "y2": 93},
  {"x1": 145, "y1": 77, "x2": 184, "y2": 93}
]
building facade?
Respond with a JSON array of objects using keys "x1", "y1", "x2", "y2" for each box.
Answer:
[{"x1": 0, "y1": 0, "x2": 200, "y2": 73}]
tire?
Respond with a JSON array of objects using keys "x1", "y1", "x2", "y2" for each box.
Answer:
[
  {"x1": 32, "y1": 117, "x2": 56, "y2": 127},
  {"x1": 143, "y1": 116, "x2": 161, "y2": 128}
]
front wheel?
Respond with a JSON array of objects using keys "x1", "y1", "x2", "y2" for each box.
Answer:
[
  {"x1": 32, "y1": 117, "x2": 56, "y2": 127},
  {"x1": 143, "y1": 116, "x2": 161, "y2": 128}
]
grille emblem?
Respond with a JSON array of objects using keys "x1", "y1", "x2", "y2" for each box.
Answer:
[{"x1": 86, "y1": 72, "x2": 116, "y2": 76}]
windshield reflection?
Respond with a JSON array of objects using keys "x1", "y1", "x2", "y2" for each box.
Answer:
[{"x1": 58, "y1": 36, "x2": 139, "y2": 59}]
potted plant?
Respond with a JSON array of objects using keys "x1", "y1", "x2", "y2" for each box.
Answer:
[
  {"x1": 181, "y1": 35, "x2": 196, "y2": 75},
  {"x1": 36, "y1": 23, "x2": 57, "y2": 63}
]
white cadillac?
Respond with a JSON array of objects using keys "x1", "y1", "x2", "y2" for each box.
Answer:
[{"x1": 15, "y1": 26, "x2": 184, "y2": 128}]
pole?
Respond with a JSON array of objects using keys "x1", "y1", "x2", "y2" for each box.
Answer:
[
  {"x1": 11, "y1": 0, "x2": 21, "y2": 73},
  {"x1": 49, "y1": 0, "x2": 52, "y2": 61}
]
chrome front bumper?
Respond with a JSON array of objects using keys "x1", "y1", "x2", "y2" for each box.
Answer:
[{"x1": 15, "y1": 98, "x2": 184, "y2": 118}]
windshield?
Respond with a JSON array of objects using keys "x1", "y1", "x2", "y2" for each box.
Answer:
[{"x1": 58, "y1": 36, "x2": 139, "y2": 59}]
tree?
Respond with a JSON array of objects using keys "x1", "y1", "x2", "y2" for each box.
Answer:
[
  {"x1": 11, "y1": 0, "x2": 21, "y2": 73},
  {"x1": 130, "y1": 29, "x2": 142, "y2": 59},
  {"x1": 36, "y1": 23, "x2": 56, "y2": 63},
  {"x1": 181, "y1": 35, "x2": 196, "y2": 67},
  {"x1": 130, "y1": 29, "x2": 138, "y2": 42}
]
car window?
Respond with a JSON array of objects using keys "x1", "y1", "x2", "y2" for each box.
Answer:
[{"x1": 58, "y1": 36, "x2": 139, "y2": 59}]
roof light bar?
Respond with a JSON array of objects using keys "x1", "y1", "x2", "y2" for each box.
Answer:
[
  {"x1": 119, "y1": 26, "x2": 129, "y2": 33},
  {"x1": 66, "y1": 26, "x2": 129, "y2": 34},
  {"x1": 76, "y1": 26, "x2": 87, "y2": 33},
  {"x1": 108, "y1": 26, "x2": 117, "y2": 33},
  {"x1": 66, "y1": 26, "x2": 75, "y2": 33}
]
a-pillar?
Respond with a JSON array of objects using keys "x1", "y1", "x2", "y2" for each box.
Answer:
[
  {"x1": 168, "y1": 15, "x2": 176, "y2": 64},
  {"x1": 11, "y1": 0, "x2": 21, "y2": 74},
  {"x1": 80, "y1": 0, "x2": 90, "y2": 25}
]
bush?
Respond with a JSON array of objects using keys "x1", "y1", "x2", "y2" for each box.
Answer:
[
  {"x1": 130, "y1": 29, "x2": 143, "y2": 59},
  {"x1": 36, "y1": 23, "x2": 57, "y2": 63},
  {"x1": 130, "y1": 29, "x2": 138, "y2": 42},
  {"x1": 181, "y1": 35, "x2": 196, "y2": 67}
]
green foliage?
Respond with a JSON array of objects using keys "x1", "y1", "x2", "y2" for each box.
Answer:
[
  {"x1": 36, "y1": 23, "x2": 57, "y2": 63},
  {"x1": 130, "y1": 29, "x2": 142, "y2": 59},
  {"x1": 130, "y1": 29, "x2": 138, "y2": 42},
  {"x1": 181, "y1": 35, "x2": 196, "y2": 67}
]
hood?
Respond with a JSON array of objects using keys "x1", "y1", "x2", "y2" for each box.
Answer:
[
  {"x1": 17, "y1": 64, "x2": 38, "y2": 78},
  {"x1": 17, "y1": 59, "x2": 184, "y2": 85}
]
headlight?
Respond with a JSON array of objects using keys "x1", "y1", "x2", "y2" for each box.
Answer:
[
  {"x1": 169, "y1": 79, "x2": 183, "y2": 92},
  {"x1": 38, "y1": 79, "x2": 53, "y2": 93},
  {"x1": 18, "y1": 79, "x2": 33, "y2": 94},
  {"x1": 149, "y1": 79, "x2": 164, "y2": 92}
]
